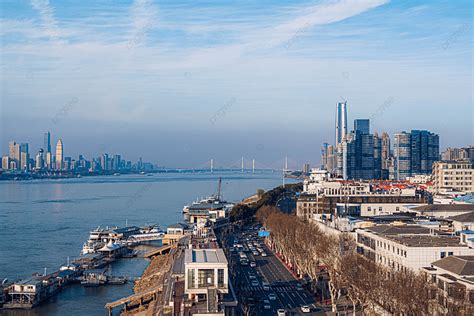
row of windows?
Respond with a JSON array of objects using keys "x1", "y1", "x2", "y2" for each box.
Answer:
[
  {"x1": 376, "y1": 239, "x2": 407, "y2": 257},
  {"x1": 367, "y1": 206, "x2": 400, "y2": 213}
]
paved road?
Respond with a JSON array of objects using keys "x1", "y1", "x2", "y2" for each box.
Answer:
[{"x1": 227, "y1": 227, "x2": 326, "y2": 316}]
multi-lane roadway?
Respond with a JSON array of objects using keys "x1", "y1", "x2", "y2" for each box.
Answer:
[{"x1": 227, "y1": 227, "x2": 326, "y2": 316}]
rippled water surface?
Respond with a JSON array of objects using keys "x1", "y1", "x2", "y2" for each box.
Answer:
[{"x1": 0, "y1": 172, "x2": 288, "y2": 315}]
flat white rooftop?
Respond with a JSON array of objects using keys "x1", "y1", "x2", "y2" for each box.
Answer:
[{"x1": 185, "y1": 248, "x2": 227, "y2": 265}]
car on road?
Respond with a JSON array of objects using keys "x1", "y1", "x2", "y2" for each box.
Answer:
[
  {"x1": 301, "y1": 305, "x2": 311, "y2": 313},
  {"x1": 277, "y1": 309, "x2": 286, "y2": 316},
  {"x1": 268, "y1": 293, "x2": 276, "y2": 300},
  {"x1": 250, "y1": 262, "x2": 256, "y2": 268}
]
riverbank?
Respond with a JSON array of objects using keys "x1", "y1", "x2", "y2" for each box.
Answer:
[{"x1": 0, "y1": 172, "x2": 290, "y2": 315}]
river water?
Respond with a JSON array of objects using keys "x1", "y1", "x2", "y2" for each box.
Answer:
[{"x1": 0, "y1": 171, "x2": 287, "y2": 315}]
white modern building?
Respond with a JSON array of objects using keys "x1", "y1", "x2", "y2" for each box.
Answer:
[
  {"x1": 356, "y1": 224, "x2": 474, "y2": 271},
  {"x1": 184, "y1": 249, "x2": 229, "y2": 299}
]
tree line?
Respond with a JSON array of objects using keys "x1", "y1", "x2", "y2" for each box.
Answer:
[{"x1": 256, "y1": 206, "x2": 471, "y2": 315}]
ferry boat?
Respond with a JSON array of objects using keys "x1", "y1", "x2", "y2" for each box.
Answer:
[
  {"x1": 182, "y1": 178, "x2": 234, "y2": 214},
  {"x1": 81, "y1": 224, "x2": 163, "y2": 255}
]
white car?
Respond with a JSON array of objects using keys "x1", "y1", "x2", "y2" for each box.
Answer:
[
  {"x1": 277, "y1": 309, "x2": 286, "y2": 316},
  {"x1": 268, "y1": 293, "x2": 276, "y2": 300},
  {"x1": 264, "y1": 304, "x2": 271, "y2": 310},
  {"x1": 301, "y1": 305, "x2": 311, "y2": 313},
  {"x1": 251, "y1": 280, "x2": 259, "y2": 287},
  {"x1": 250, "y1": 262, "x2": 257, "y2": 268},
  {"x1": 261, "y1": 252, "x2": 268, "y2": 257}
]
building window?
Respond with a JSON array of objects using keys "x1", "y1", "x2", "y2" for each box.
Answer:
[
  {"x1": 448, "y1": 252, "x2": 453, "y2": 257},
  {"x1": 218, "y1": 269, "x2": 225, "y2": 288},
  {"x1": 188, "y1": 269, "x2": 195, "y2": 289},
  {"x1": 198, "y1": 269, "x2": 215, "y2": 288},
  {"x1": 440, "y1": 251, "x2": 446, "y2": 259}
]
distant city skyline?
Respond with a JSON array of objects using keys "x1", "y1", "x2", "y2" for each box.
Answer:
[{"x1": 1, "y1": 0, "x2": 472, "y2": 167}]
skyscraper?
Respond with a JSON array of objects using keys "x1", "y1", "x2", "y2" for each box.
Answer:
[
  {"x1": 354, "y1": 119, "x2": 370, "y2": 135},
  {"x1": 353, "y1": 119, "x2": 374, "y2": 179},
  {"x1": 8, "y1": 141, "x2": 20, "y2": 170},
  {"x1": 44, "y1": 132, "x2": 51, "y2": 155},
  {"x1": 394, "y1": 132, "x2": 411, "y2": 180},
  {"x1": 55, "y1": 139, "x2": 63, "y2": 170},
  {"x1": 410, "y1": 130, "x2": 439, "y2": 175},
  {"x1": 20, "y1": 143, "x2": 29, "y2": 171},
  {"x1": 381, "y1": 132, "x2": 391, "y2": 179},
  {"x1": 35, "y1": 149, "x2": 44, "y2": 169},
  {"x1": 373, "y1": 133, "x2": 382, "y2": 180},
  {"x1": 336, "y1": 134, "x2": 356, "y2": 180},
  {"x1": 335, "y1": 102, "x2": 348, "y2": 146}
]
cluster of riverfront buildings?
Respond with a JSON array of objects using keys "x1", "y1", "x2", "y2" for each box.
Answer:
[
  {"x1": 1, "y1": 131, "x2": 155, "y2": 175},
  {"x1": 296, "y1": 166, "x2": 474, "y2": 313},
  {"x1": 321, "y1": 101, "x2": 473, "y2": 181}
]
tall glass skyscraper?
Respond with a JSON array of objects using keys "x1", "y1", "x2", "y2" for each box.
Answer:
[
  {"x1": 354, "y1": 119, "x2": 370, "y2": 135},
  {"x1": 410, "y1": 130, "x2": 439, "y2": 175},
  {"x1": 394, "y1": 130, "x2": 439, "y2": 179},
  {"x1": 335, "y1": 102, "x2": 348, "y2": 145},
  {"x1": 44, "y1": 132, "x2": 51, "y2": 155},
  {"x1": 394, "y1": 132, "x2": 411, "y2": 180}
]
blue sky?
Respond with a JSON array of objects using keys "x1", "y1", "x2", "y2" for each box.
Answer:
[{"x1": 0, "y1": 0, "x2": 472, "y2": 168}]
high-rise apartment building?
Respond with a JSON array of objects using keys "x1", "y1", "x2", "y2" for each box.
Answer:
[
  {"x1": 441, "y1": 147, "x2": 473, "y2": 164},
  {"x1": 2, "y1": 156, "x2": 10, "y2": 170},
  {"x1": 8, "y1": 141, "x2": 20, "y2": 170},
  {"x1": 19, "y1": 143, "x2": 29, "y2": 170},
  {"x1": 373, "y1": 133, "x2": 382, "y2": 180},
  {"x1": 113, "y1": 154, "x2": 121, "y2": 170},
  {"x1": 335, "y1": 102, "x2": 348, "y2": 146},
  {"x1": 394, "y1": 130, "x2": 439, "y2": 180},
  {"x1": 101, "y1": 153, "x2": 109, "y2": 171},
  {"x1": 55, "y1": 139, "x2": 63, "y2": 170},
  {"x1": 336, "y1": 134, "x2": 356, "y2": 180},
  {"x1": 394, "y1": 132, "x2": 412, "y2": 180},
  {"x1": 410, "y1": 130, "x2": 439, "y2": 175},
  {"x1": 433, "y1": 161, "x2": 473, "y2": 194},
  {"x1": 35, "y1": 149, "x2": 44, "y2": 169}
]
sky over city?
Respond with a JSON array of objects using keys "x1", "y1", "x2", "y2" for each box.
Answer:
[{"x1": 0, "y1": 0, "x2": 472, "y2": 168}]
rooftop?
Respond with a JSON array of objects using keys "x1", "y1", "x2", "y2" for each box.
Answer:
[
  {"x1": 432, "y1": 256, "x2": 474, "y2": 276},
  {"x1": 185, "y1": 249, "x2": 227, "y2": 265},
  {"x1": 388, "y1": 235, "x2": 465, "y2": 247},
  {"x1": 367, "y1": 224, "x2": 430, "y2": 235},
  {"x1": 412, "y1": 204, "x2": 474, "y2": 212},
  {"x1": 447, "y1": 211, "x2": 474, "y2": 223},
  {"x1": 168, "y1": 222, "x2": 189, "y2": 229}
]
